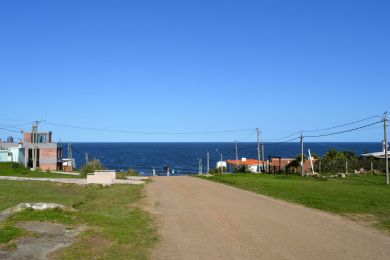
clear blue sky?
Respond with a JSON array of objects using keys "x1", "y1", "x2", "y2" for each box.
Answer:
[{"x1": 0, "y1": 0, "x2": 389, "y2": 142}]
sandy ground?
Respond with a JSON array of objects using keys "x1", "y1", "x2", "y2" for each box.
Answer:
[
  {"x1": 0, "y1": 176, "x2": 145, "y2": 185},
  {"x1": 146, "y1": 176, "x2": 390, "y2": 260}
]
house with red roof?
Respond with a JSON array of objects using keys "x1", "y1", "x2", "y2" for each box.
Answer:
[{"x1": 226, "y1": 158, "x2": 269, "y2": 173}]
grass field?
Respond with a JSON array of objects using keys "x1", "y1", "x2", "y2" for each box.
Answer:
[
  {"x1": 0, "y1": 181, "x2": 157, "y2": 259},
  {"x1": 201, "y1": 174, "x2": 390, "y2": 231},
  {"x1": 0, "y1": 162, "x2": 82, "y2": 178}
]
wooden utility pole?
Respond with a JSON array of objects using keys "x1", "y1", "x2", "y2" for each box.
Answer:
[
  {"x1": 256, "y1": 128, "x2": 261, "y2": 173},
  {"x1": 384, "y1": 112, "x2": 389, "y2": 185}
]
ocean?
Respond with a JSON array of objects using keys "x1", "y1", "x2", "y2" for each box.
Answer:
[{"x1": 62, "y1": 142, "x2": 383, "y2": 175}]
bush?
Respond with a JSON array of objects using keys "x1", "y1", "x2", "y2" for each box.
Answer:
[
  {"x1": 313, "y1": 149, "x2": 387, "y2": 175},
  {"x1": 127, "y1": 168, "x2": 140, "y2": 176},
  {"x1": 233, "y1": 165, "x2": 251, "y2": 173},
  {"x1": 115, "y1": 168, "x2": 139, "y2": 179},
  {"x1": 116, "y1": 172, "x2": 127, "y2": 179},
  {"x1": 80, "y1": 160, "x2": 105, "y2": 176},
  {"x1": 209, "y1": 167, "x2": 227, "y2": 175}
]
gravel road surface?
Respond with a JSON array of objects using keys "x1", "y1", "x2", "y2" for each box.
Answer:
[{"x1": 146, "y1": 176, "x2": 390, "y2": 260}]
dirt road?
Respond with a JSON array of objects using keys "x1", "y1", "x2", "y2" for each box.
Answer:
[{"x1": 146, "y1": 176, "x2": 390, "y2": 260}]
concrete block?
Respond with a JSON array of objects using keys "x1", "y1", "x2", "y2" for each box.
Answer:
[{"x1": 86, "y1": 170, "x2": 116, "y2": 186}]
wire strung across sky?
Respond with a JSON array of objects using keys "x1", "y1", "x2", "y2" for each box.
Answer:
[
  {"x1": 302, "y1": 116, "x2": 383, "y2": 133},
  {"x1": 0, "y1": 114, "x2": 384, "y2": 142},
  {"x1": 262, "y1": 115, "x2": 384, "y2": 142},
  {"x1": 264, "y1": 137, "x2": 302, "y2": 146},
  {"x1": 305, "y1": 120, "x2": 383, "y2": 138},
  {"x1": 44, "y1": 121, "x2": 255, "y2": 135},
  {"x1": 264, "y1": 131, "x2": 302, "y2": 142},
  {"x1": 0, "y1": 126, "x2": 23, "y2": 134}
]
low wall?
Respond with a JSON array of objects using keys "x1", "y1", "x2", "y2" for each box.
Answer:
[{"x1": 86, "y1": 170, "x2": 116, "y2": 186}]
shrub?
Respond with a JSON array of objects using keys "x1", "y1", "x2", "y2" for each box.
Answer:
[
  {"x1": 209, "y1": 167, "x2": 227, "y2": 175},
  {"x1": 80, "y1": 159, "x2": 105, "y2": 176},
  {"x1": 233, "y1": 165, "x2": 251, "y2": 173},
  {"x1": 127, "y1": 168, "x2": 140, "y2": 176},
  {"x1": 116, "y1": 172, "x2": 127, "y2": 179}
]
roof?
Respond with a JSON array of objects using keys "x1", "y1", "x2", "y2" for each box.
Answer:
[
  {"x1": 270, "y1": 158, "x2": 295, "y2": 161},
  {"x1": 226, "y1": 159, "x2": 268, "y2": 166},
  {"x1": 362, "y1": 151, "x2": 390, "y2": 158}
]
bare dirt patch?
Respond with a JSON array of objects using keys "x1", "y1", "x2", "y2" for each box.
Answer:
[{"x1": 0, "y1": 221, "x2": 84, "y2": 259}]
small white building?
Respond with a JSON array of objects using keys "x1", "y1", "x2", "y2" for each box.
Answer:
[
  {"x1": 62, "y1": 158, "x2": 76, "y2": 172},
  {"x1": 226, "y1": 158, "x2": 269, "y2": 173},
  {"x1": 362, "y1": 141, "x2": 390, "y2": 158},
  {"x1": 0, "y1": 144, "x2": 25, "y2": 164},
  {"x1": 216, "y1": 161, "x2": 227, "y2": 169}
]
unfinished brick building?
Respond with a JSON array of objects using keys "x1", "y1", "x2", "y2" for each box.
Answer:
[{"x1": 23, "y1": 131, "x2": 63, "y2": 171}]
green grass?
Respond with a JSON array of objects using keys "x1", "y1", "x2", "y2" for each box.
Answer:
[
  {"x1": 0, "y1": 225, "x2": 23, "y2": 244},
  {"x1": 0, "y1": 181, "x2": 157, "y2": 259},
  {"x1": 200, "y1": 174, "x2": 390, "y2": 231},
  {"x1": 0, "y1": 162, "x2": 82, "y2": 178}
]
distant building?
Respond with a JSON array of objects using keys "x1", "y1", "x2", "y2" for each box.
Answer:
[
  {"x1": 362, "y1": 141, "x2": 390, "y2": 159},
  {"x1": 226, "y1": 158, "x2": 269, "y2": 173},
  {"x1": 216, "y1": 160, "x2": 227, "y2": 169},
  {"x1": 22, "y1": 131, "x2": 63, "y2": 171},
  {"x1": 7, "y1": 136, "x2": 14, "y2": 143},
  {"x1": 226, "y1": 157, "x2": 316, "y2": 174},
  {"x1": 270, "y1": 158, "x2": 295, "y2": 173},
  {"x1": 62, "y1": 158, "x2": 76, "y2": 172},
  {"x1": 0, "y1": 130, "x2": 63, "y2": 171},
  {"x1": 0, "y1": 144, "x2": 25, "y2": 164}
]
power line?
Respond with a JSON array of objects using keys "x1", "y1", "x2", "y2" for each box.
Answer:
[
  {"x1": 264, "y1": 137, "x2": 301, "y2": 146},
  {"x1": 264, "y1": 131, "x2": 302, "y2": 142},
  {"x1": 305, "y1": 120, "x2": 383, "y2": 138},
  {"x1": 0, "y1": 122, "x2": 30, "y2": 129},
  {"x1": 44, "y1": 121, "x2": 254, "y2": 135},
  {"x1": 308, "y1": 142, "x2": 361, "y2": 154},
  {"x1": 262, "y1": 115, "x2": 383, "y2": 142},
  {"x1": 237, "y1": 129, "x2": 256, "y2": 142},
  {"x1": 303, "y1": 115, "x2": 382, "y2": 133},
  {"x1": 0, "y1": 127, "x2": 23, "y2": 134}
]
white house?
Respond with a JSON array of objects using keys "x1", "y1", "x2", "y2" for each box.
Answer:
[{"x1": 0, "y1": 144, "x2": 25, "y2": 164}]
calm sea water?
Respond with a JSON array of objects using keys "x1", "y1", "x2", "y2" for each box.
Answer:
[{"x1": 62, "y1": 142, "x2": 383, "y2": 175}]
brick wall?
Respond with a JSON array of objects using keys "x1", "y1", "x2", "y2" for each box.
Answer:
[
  {"x1": 23, "y1": 132, "x2": 32, "y2": 143},
  {"x1": 39, "y1": 148, "x2": 57, "y2": 158},
  {"x1": 271, "y1": 158, "x2": 294, "y2": 170},
  {"x1": 39, "y1": 148, "x2": 58, "y2": 171}
]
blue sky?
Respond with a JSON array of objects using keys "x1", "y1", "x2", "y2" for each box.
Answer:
[{"x1": 0, "y1": 0, "x2": 389, "y2": 142}]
